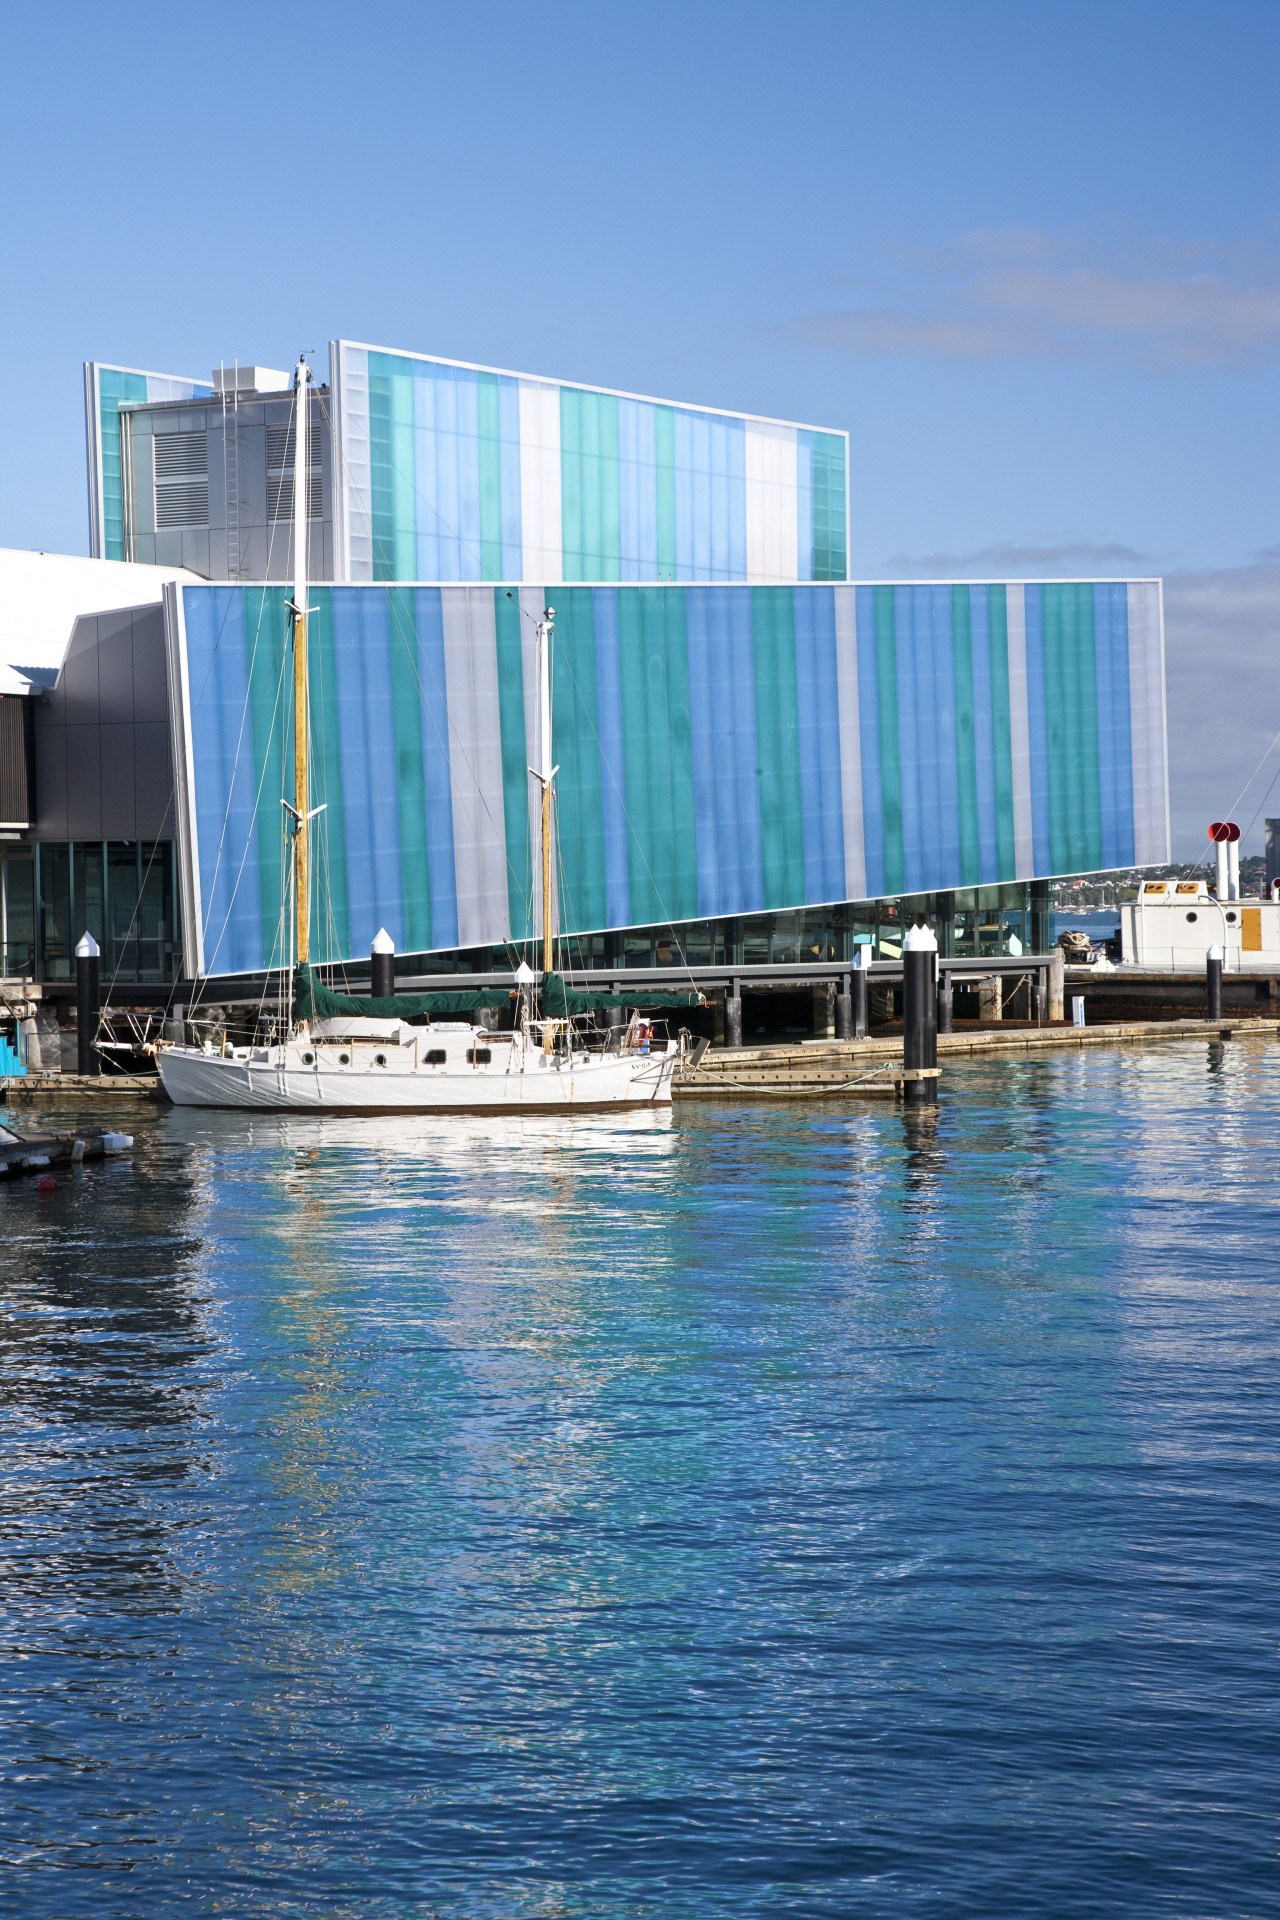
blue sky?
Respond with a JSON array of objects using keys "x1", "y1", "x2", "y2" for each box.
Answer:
[{"x1": 2, "y1": 0, "x2": 1276, "y2": 850}]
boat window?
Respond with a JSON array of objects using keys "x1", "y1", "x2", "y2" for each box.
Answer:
[
  {"x1": 374, "y1": 1052, "x2": 387, "y2": 1067},
  {"x1": 470, "y1": 1046, "x2": 492, "y2": 1066},
  {"x1": 337, "y1": 1052, "x2": 350, "y2": 1066},
  {"x1": 1186, "y1": 912, "x2": 1198, "y2": 922},
  {"x1": 425, "y1": 1048, "x2": 447, "y2": 1065},
  {"x1": 301, "y1": 1051, "x2": 314, "y2": 1066}
]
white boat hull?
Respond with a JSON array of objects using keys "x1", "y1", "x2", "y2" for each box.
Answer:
[{"x1": 157, "y1": 1032, "x2": 676, "y2": 1112}]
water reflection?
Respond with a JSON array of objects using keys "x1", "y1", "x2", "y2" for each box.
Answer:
[
  {"x1": 1, "y1": 1052, "x2": 1277, "y2": 1915},
  {"x1": 0, "y1": 1129, "x2": 206, "y2": 1621}
]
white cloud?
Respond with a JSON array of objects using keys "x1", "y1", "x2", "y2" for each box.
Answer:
[
  {"x1": 794, "y1": 230, "x2": 1280, "y2": 368},
  {"x1": 874, "y1": 539, "x2": 1149, "y2": 576},
  {"x1": 858, "y1": 552, "x2": 1280, "y2": 859},
  {"x1": 1162, "y1": 560, "x2": 1280, "y2": 856}
]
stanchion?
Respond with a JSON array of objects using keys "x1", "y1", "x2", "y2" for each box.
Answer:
[
  {"x1": 371, "y1": 927, "x2": 396, "y2": 999},
  {"x1": 75, "y1": 932, "x2": 100, "y2": 1077},
  {"x1": 1206, "y1": 943, "x2": 1223, "y2": 1022},
  {"x1": 852, "y1": 948, "x2": 870, "y2": 1039},
  {"x1": 902, "y1": 920, "x2": 938, "y2": 1105}
]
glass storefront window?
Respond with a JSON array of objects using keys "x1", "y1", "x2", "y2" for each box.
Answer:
[
  {"x1": 134, "y1": 844, "x2": 174, "y2": 982},
  {"x1": 27, "y1": 842, "x2": 175, "y2": 984},
  {"x1": 39, "y1": 845, "x2": 72, "y2": 981},
  {"x1": 73, "y1": 843, "x2": 105, "y2": 953},
  {"x1": 1, "y1": 858, "x2": 35, "y2": 976}
]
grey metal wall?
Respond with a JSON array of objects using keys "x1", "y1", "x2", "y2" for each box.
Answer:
[
  {"x1": 33, "y1": 606, "x2": 174, "y2": 840},
  {"x1": 121, "y1": 391, "x2": 334, "y2": 582}
]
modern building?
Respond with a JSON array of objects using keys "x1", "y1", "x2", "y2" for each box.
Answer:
[
  {"x1": 0, "y1": 343, "x2": 1169, "y2": 1004},
  {"x1": 85, "y1": 343, "x2": 849, "y2": 588}
]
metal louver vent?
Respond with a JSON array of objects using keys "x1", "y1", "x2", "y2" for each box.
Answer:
[
  {"x1": 266, "y1": 420, "x2": 323, "y2": 522},
  {"x1": 153, "y1": 430, "x2": 209, "y2": 528}
]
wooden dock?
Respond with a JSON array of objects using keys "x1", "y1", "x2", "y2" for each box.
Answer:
[
  {"x1": 674, "y1": 1017, "x2": 1280, "y2": 1098},
  {"x1": 0, "y1": 1072, "x2": 162, "y2": 1102}
]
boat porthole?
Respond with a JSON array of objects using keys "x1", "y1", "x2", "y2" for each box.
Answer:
[
  {"x1": 1226, "y1": 911, "x2": 1238, "y2": 924},
  {"x1": 338, "y1": 1052, "x2": 350, "y2": 1066},
  {"x1": 301, "y1": 1051, "x2": 315, "y2": 1066},
  {"x1": 374, "y1": 1052, "x2": 387, "y2": 1067},
  {"x1": 1186, "y1": 911, "x2": 1197, "y2": 922}
]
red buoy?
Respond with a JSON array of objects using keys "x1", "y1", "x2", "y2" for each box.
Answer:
[{"x1": 34, "y1": 1174, "x2": 56, "y2": 1193}]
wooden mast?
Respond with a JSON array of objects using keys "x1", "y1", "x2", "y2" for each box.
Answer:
[
  {"x1": 536, "y1": 607, "x2": 556, "y2": 978},
  {"x1": 291, "y1": 354, "x2": 310, "y2": 971}
]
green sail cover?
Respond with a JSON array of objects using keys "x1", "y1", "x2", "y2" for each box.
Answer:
[
  {"x1": 540, "y1": 973, "x2": 703, "y2": 1017},
  {"x1": 295, "y1": 964, "x2": 512, "y2": 1022}
]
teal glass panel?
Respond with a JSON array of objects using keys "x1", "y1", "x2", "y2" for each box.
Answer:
[
  {"x1": 551, "y1": 589, "x2": 607, "y2": 929},
  {"x1": 751, "y1": 588, "x2": 805, "y2": 906},
  {"x1": 368, "y1": 352, "x2": 417, "y2": 581},
  {"x1": 951, "y1": 585, "x2": 980, "y2": 887},
  {"x1": 308, "y1": 588, "x2": 350, "y2": 961},
  {"x1": 810, "y1": 433, "x2": 847, "y2": 582},
  {"x1": 386, "y1": 588, "x2": 433, "y2": 951},
  {"x1": 560, "y1": 389, "x2": 621, "y2": 581},
  {"x1": 97, "y1": 369, "x2": 147, "y2": 561},
  {"x1": 494, "y1": 589, "x2": 532, "y2": 940},
  {"x1": 476, "y1": 373, "x2": 504, "y2": 582}
]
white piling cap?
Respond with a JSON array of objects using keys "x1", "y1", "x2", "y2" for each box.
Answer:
[
  {"x1": 75, "y1": 932, "x2": 100, "y2": 959},
  {"x1": 514, "y1": 960, "x2": 536, "y2": 984},
  {"x1": 1208, "y1": 943, "x2": 1223, "y2": 960},
  {"x1": 371, "y1": 927, "x2": 395, "y2": 954},
  {"x1": 903, "y1": 922, "x2": 938, "y2": 953}
]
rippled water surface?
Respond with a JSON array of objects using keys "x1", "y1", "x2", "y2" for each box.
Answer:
[{"x1": 2, "y1": 1043, "x2": 1277, "y2": 1917}]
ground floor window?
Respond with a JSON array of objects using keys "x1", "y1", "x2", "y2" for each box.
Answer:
[
  {"x1": 0, "y1": 842, "x2": 176, "y2": 983},
  {"x1": 379, "y1": 883, "x2": 1050, "y2": 980}
]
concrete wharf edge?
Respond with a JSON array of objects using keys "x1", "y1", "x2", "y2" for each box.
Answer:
[
  {"x1": 673, "y1": 1017, "x2": 1280, "y2": 1098},
  {"x1": 2, "y1": 1019, "x2": 1275, "y2": 1107}
]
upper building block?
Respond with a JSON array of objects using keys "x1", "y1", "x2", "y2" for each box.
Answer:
[
  {"x1": 331, "y1": 341, "x2": 848, "y2": 586},
  {"x1": 85, "y1": 345, "x2": 848, "y2": 587}
]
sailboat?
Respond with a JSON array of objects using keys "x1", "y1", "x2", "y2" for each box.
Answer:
[{"x1": 157, "y1": 357, "x2": 701, "y2": 1111}]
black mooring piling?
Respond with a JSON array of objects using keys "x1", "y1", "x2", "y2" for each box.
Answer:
[
  {"x1": 851, "y1": 961, "x2": 870, "y2": 1040},
  {"x1": 1206, "y1": 943, "x2": 1223, "y2": 1022},
  {"x1": 902, "y1": 920, "x2": 938, "y2": 1105},
  {"x1": 371, "y1": 928, "x2": 396, "y2": 999},
  {"x1": 75, "y1": 932, "x2": 100, "y2": 1077}
]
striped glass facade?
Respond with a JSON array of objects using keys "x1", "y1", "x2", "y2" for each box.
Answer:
[
  {"x1": 85, "y1": 364, "x2": 214, "y2": 561},
  {"x1": 173, "y1": 580, "x2": 1166, "y2": 979},
  {"x1": 332, "y1": 342, "x2": 848, "y2": 588}
]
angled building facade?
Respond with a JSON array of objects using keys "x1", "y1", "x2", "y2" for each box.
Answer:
[
  {"x1": 168, "y1": 577, "x2": 1167, "y2": 979},
  {"x1": 84, "y1": 343, "x2": 849, "y2": 590},
  {"x1": 0, "y1": 343, "x2": 1167, "y2": 998}
]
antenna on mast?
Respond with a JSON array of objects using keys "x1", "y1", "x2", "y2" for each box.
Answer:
[{"x1": 291, "y1": 353, "x2": 311, "y2": 975}]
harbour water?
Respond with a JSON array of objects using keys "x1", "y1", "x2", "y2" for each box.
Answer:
[{"x1": 2, "y1": 1043, "x2": 1276, "y2": 1917}]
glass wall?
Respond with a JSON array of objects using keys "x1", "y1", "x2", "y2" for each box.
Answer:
[
  {"x1": 378, "y1": 885, "x2": 1046, "y2": 980},
  {"x1": 24, "y1": 843, "x2": 175, "y2": 984},
  {"x1": 0, "y1": 855, "x2": 35, "y2": 976}
]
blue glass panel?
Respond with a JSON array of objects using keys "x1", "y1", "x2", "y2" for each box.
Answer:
[
  {"x1": 856, "y1": 586, "x2": 885, "y2": 898},
  {"x1": 413, "y1": 589, "x2": 459, "y2": 948},
  {"x1": 591, "y1": 588, "x2": 631, "y2": 925},
  {"x1": 793, "y1": 587, "x2": 844, "y2": 901},
  {"x1": 1023, "y1": 586, "x2": 1052, "y2": 873}
]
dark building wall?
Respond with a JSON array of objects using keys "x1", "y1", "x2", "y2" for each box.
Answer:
[
  {"x1": 33, "y1": 605, "x2": 173, "y2": 841},
  {"x1": 0, "y1": 696, "x2": 34, "y2": 826}
]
